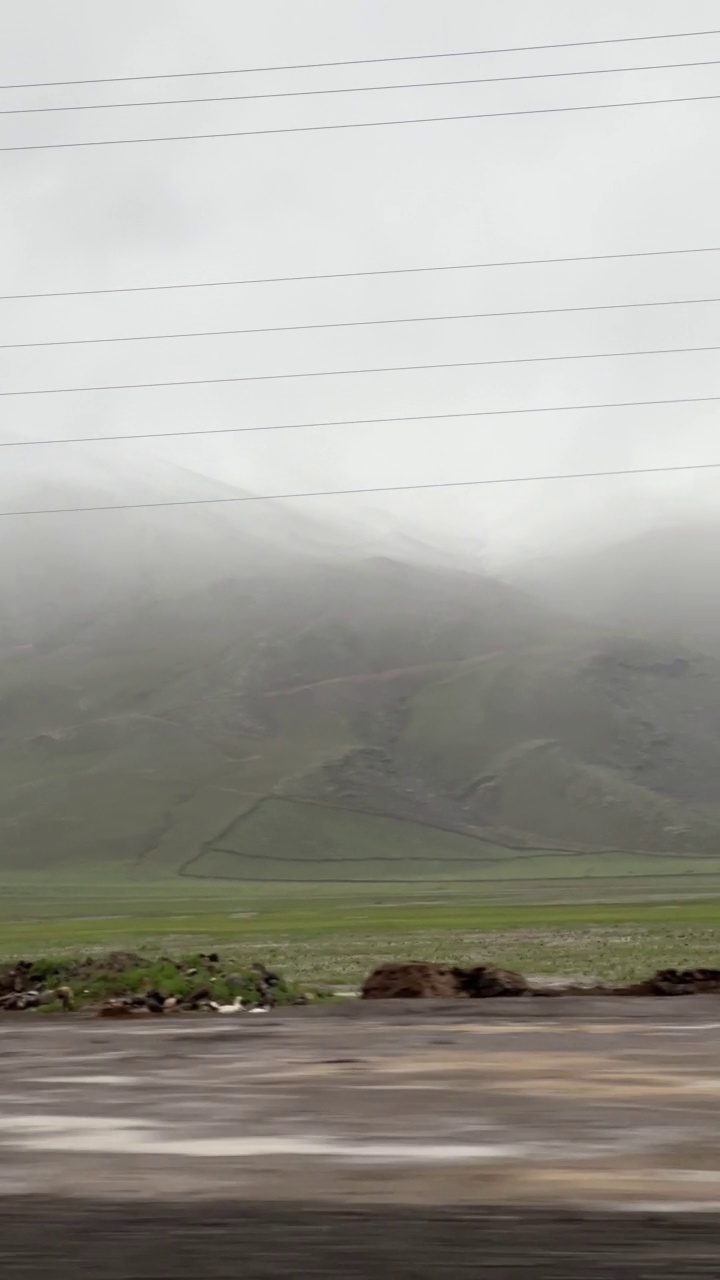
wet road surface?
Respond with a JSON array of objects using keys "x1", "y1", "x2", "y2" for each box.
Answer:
[{"x1": 3, "y1": 998, "x2": 720, "y2": 1274}]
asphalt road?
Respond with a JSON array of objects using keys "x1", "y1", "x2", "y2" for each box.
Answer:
[{"x1": 3, "y1": 998, "x2": 720, "y2": 1275}]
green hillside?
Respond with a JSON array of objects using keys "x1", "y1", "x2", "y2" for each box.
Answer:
[
  {"x1": 2, "y1": 548, "x2": 720, "y2": 878},
  {"x1": 187, "y1": 796, "x2": 720, "y2": 884}
]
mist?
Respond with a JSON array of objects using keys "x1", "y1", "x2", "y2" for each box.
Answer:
[{"x1": 2, "y1": 0, "x2": 720, "y2": 592}]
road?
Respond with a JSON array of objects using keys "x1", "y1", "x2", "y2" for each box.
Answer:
[{"x1": 2, "y1": 998, "x2": 720, "y2": 1275}]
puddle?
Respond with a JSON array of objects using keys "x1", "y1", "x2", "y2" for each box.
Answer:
[
  {"x1": 643, "y1": 1024, "x2": 720, "y2": 1034},
  {"x1": 0, "y1": 1113, "x2": 679, "y2": 1166},
  {"x1": 0, "y1": 1115, "x2": 533, "y2": 1161},
  {"x1": 27, "y1": 1076, "x2": 141, "y2": 1086},
  {"x1": 0, "y1": 1117, "x2": 152, "y2": 1133},
  {"x1": 349, "y1": 1084, "x2": 446, "y2": 1092},
  {"x1": 615, "y1": 1201, "x2": 720, "y2": 1212}
]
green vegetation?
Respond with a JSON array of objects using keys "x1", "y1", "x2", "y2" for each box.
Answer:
[
  {"x1": 4, "y1": 552, "x2": 720, "y2": 872},
  {"x1": 189, "y1": 796, "x2": 720, "y2": 882},
  {"x1": 3, "y1": 876, "x2": 720, "y2": 989},
  {"x1": 1, "y1": 949, "x2": 305, "y2": 1011},
  {"x1": 3, "y1": 536, "x2": 720, "y2": 996}
]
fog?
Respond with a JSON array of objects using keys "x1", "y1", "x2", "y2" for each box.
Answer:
[{"x1": 2, "y1": 0, "x2": 720, "y2": 588}]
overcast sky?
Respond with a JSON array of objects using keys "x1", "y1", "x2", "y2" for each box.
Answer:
[{"x1": 2, "y1": 0, "x2": 719, "y2": 567}]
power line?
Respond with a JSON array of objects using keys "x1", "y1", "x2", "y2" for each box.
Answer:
[
  {"x1": 5, "y1": 294, "x2": 719, "y2": 352},
  {"x1": 1, "y1": 342, "x2": 717, "y2": 398},
  {"x1": 3, "y1": 59, "x2": 719, "y2": 115},
  {"x1": 5, "y1": 394, "x2": 720, "y2": 450},
  {"x1": 1, "y1": 461, "x2": 718, "y2": 519},
  {"x1": 3, "y1": 245, "x2": 718, "y2": 303},
  {"x1": 3, "y1": 28, "x2": 719, "y2": 89},
  {"x1": 3, "y1": 92, "x2": 718, "y2": 151}
]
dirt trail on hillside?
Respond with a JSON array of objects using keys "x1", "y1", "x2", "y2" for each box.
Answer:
[{"x1": 260, "y1": 651, "x2": 504, "y2": 698}]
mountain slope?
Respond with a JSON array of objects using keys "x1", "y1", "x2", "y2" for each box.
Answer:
[
  {"x1": 287, "y1": 633, "x2": 720, "y2": 855},
  {"x1": 2, "y1": 486, "x2": 720, "y2": 873}
]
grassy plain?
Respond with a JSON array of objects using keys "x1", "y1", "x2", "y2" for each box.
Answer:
[{"x1": 2, "y1": 872, "x2": 720, "y2": 988}]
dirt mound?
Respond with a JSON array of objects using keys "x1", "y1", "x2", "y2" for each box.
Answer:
[
  {"x1": 456, "y1": 965, "x2": 529, "y2": 997},
  {"x1": 622, "y1": 967, "x2": 720, "y2": 996},
  {"x1": 361, "y1": 962, "x2": 720, "y2": 1001},
  {"x1": 361, "y1": 962, "x2": 529, "y2": 1000},
  {"x1": 361, "y1": 962, "x2": 461, "y2": 999}
]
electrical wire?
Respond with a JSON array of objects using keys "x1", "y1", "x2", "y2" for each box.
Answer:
[
  {"x1": 3, "y1": 27, "x2": 719, "y2": 89},
  {"x1": 4, "y1": 393, "x2": 719, "y2": 450},
  {"x1": 3, "y1": 244, "x2": 717, "y2": 302},
  {"x1": 3, "y1": 92, "x2": 719, "y2": 151},
  {"x1": 1, "y1": 343, "x2": 718, "y2": 398},
  {"x1": 1, "y1": 461, "x2": 718, "y2": 518},
  {"x1": 3, "y1": 294, "x2": 719, "y2": 351},
  {"x1": 3, "y1": 58, "x2": 719, "y2": 114}
]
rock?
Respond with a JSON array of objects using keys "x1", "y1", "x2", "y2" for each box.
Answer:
[
  {"x1": 182, "y1": 986, "x2": 212, "y2": 1009},
  {"x1": 0, "y1": 960, "x2": 33, "y2": 997},
  {"x1": 252, "y1": 962, "x2": 283, "y2": 1006},
  {"x1": 0, "y1": 991, "x2": 32, "y2": 1011},
  {"x1": 97, "y1": 1000, "x2": 135, "y2": 1018}
]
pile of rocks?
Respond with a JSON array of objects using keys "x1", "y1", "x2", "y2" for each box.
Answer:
[{"x1": 0, "y1": 952, "x2": 303, "y2": 1015}]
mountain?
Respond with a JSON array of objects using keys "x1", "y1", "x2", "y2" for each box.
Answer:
[
  {"x1": 2, "y1": 470, "x2": 720, "y2": 877},
  {"x1": 509, "y1": 523, "x2": 720, "y2": 657}
]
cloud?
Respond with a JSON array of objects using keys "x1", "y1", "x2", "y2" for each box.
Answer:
[{"x1": 1, "y1": 0, "x2": 719, "y2": 564}]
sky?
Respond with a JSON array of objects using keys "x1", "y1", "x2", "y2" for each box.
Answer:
[{"x1": 1, "y1": 0, "x2": 720, "y2": 568}]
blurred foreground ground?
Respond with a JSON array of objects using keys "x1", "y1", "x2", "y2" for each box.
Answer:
[{"x1": 3, "y1": 1000, "x2": 720, "y2": 1275}]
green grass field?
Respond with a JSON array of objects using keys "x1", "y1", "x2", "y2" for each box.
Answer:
[
  {"x1": 185, "y1": 798, "x2": 720, "y2": 882},
  {"x1": 3, "y1": 871, "x2": 720, "y2": 988}
]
